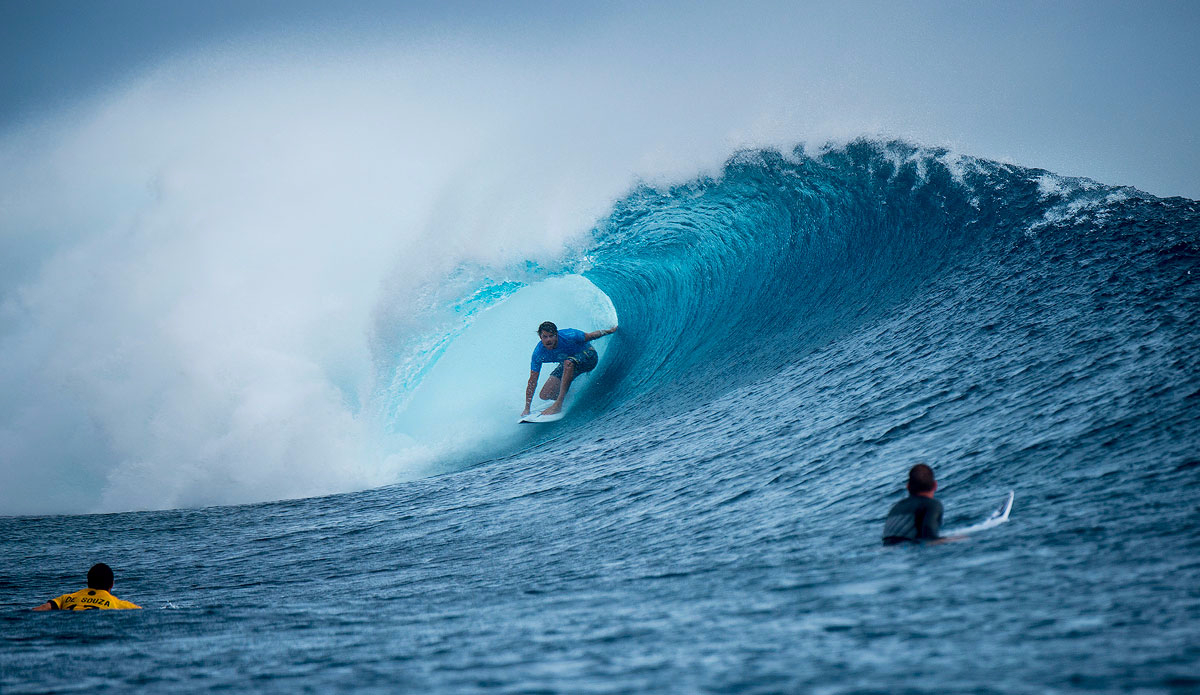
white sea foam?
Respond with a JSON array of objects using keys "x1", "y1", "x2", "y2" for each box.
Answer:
[
  {"x1": 1026, "y1": 164, "x2": 1133, "y2": 236},
  {"x1": 0, "y1": 35, "x2": 716, "y2": 515},
  {"x1": 1036, "y1": 173, "x2": 1066, "y2": 198}
]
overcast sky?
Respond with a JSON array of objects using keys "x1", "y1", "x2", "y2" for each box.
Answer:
[{"x1": 2, "y1": 0, "x2": 1198, "y2": 199}]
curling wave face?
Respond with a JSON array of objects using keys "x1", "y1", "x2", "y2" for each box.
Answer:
[
  {"x1": 578, "y1": 139, "x2": 1197, "y2": 419},
  {"x1": 2, "y1": 136, "x2": 1197, "y2": 516}
]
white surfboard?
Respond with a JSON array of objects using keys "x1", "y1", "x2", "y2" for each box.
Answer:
[
  {"x1": 947, "y1": 490, "x2": 1014, "y2": 536},
  {"x1": 519, "y1": 409, "x2": 566, "y2": 424}
]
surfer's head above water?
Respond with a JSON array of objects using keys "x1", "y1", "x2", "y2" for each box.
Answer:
[
  {"x1": 907, "y1": 464, "x2": 937, "y2": 497},
  {"x1": 537, "y1": 322, "x2": 558, "y2": 349},
  {"x1": 87, "y1": 563, "x2": 115, "y2": 590}
]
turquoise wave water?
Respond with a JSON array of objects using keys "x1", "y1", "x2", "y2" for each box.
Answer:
[{"x1": 4, "y1": 140, "x2": 1199, "y2": 693}]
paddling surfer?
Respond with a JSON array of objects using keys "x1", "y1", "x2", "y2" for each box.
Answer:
[
  {"x1": 882, "y1": 464, "x2": 945, "y2": 545},
  {"x1": 33, "y1": 563, "x2": 141, "y2": 611},
  {"x1": 522, "y1": 321, "x2": 617, "y2": 417}
]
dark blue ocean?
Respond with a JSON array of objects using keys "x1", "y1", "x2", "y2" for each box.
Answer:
[{"x1": 3, "y1": 141, "x2": 1199, "y2": 693}]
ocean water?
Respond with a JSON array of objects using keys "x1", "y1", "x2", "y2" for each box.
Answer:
[{"x1": 3, "y1": 141, "x2": 1199, "y2": 693}]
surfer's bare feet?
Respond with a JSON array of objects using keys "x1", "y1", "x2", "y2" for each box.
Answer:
[{"x1": 541, "y1": 403, "x2": 562, "y2": 416}]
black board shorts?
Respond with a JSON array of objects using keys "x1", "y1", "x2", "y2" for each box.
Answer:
[{"x1": 550, "y1": 347, "x2": 598, "y2": 378}]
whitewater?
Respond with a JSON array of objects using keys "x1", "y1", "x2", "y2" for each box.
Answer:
[{"x1": 3, "y1": 46, "x2": 1199, "y2": 694}]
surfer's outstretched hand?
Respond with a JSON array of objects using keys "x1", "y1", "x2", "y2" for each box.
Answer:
[{"x1": 930, "y1": 535, "x2": 968, "y2": 544}]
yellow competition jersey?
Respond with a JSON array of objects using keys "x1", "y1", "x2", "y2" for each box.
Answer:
[{"x1": 50, "y1": 588, "x2": 141, "y2": 610}]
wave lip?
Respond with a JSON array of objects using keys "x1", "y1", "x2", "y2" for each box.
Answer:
[{"x1": 583, "y1": 140, "x2": 1052, "y2": 413}]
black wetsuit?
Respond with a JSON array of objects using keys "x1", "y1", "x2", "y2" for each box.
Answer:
[{"x1": 882, "y1": 494, "x2": 943, "y2": 544}]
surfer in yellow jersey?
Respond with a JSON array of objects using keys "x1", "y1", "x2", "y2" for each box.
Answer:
[{"x1": 33, "y1": 563, "x2": 141, "y2": 611}]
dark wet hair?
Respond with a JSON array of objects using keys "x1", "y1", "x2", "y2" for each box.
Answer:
[
  {"x1": 907, "y1": 464, "x2": 936, "y2": 494},
  {"x1": 537, "y1": 321, "x2": 558, "y2": 336},
  {"x1": 87, "y1": 563, "x2": 115, "y2": 590}
]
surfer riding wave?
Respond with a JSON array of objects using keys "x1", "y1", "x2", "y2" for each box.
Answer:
[{"x1": 522, "y1": 321, "x2": 617, "y2": 418}]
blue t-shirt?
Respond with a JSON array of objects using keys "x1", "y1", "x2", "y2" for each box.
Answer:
[{"x1": 530, "y1": 329, "x2": 591, "y2": 372}]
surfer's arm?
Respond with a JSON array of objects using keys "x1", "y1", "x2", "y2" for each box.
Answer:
[
  {"x1": 523, "y1": 371, "x2": 539, "y2": 414},
  {"x1": 584, "y1": 325, "x2": 618, "y2": 341},
  {"x1": 32, "y1": 600, "x2": 57, "y2": 611}
]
